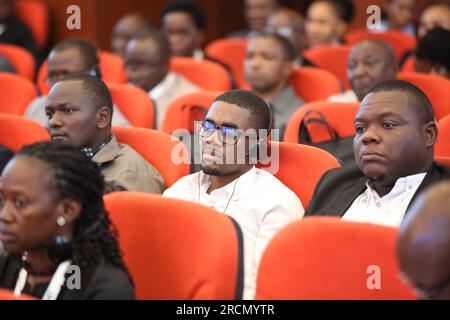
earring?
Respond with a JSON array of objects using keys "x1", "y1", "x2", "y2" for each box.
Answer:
[{"x1": 56, "y1": 216, "x2": 66, "y2": 227}]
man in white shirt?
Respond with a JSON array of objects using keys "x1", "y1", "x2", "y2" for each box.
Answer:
[
  {"x1": 24, "y1": 38, "x2": 131, "y2": 127},
  {"x1": 163, "y1": 90, "x2": 303, "y2": 299},
  {"x1": 124, "y1": 30, "x2": 200, "y2": 129},
  {"x1": 328, "y1": 39, "x2": 398, "y2": 103},
  {"x1": 306, "y1": 80, "x2": 450, "y2": 227}
]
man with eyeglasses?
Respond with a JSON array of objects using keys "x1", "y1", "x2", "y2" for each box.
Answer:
[
  {"x1": 397, "y1": 180, "x2": 450, "y2": 300},
  {"x1": 24, "y1": 38, "x2": 130, "y2": 127},
  {"x1": 163, "y1": 89, "x2": 303, "y2": 300}
]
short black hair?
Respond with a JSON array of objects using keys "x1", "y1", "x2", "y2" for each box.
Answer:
[
  {"x1": 57, "y1": 74, "x2": 113, "y2": 116},
  {"x1": 214, "y1": 90, "x2": 272, "y2": 131},
  {"x1": 368, "y1": 80, "x2": 435, "y2": 124},
  {"x1": 415, "y1": 28, "x2": 450, "y2": 76},
  {"x1": 52, "y1": 38, "x2": 99, "y2": 70},
  {"x1": 161, "y1": 1, "x2": 206, "y2": 30},
  {"x1": 131, "y1": 30, "x2": 171, "y2": 64},
  {"x1": 250, "y1": 30, "x2": 298, "y2": 62},
  {"x1": 310, "y1": 0, "x2": 355, "y2": 23},
  {"x1": 0, "y1": 144, "x2": 14, "y2": 174}
]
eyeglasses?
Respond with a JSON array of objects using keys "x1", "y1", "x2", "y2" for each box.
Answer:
[
  {"x1": 194, "y1": 120, "x2": 244, "y2": 145},
  {"x1": 400, "y1": 271, "x2": 450, "y2": 300}
]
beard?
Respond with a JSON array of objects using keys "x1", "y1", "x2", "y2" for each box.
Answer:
[
  {"x1": 201, "y1": 165, "x2": 223, "y2": 176},
  {"x1": 249, "y1": 81, "x2": 278, "y2": 95}
]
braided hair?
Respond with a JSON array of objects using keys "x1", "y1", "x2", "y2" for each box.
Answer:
[{"x1": 17, "y1": 141, "x2": 133, "y2": 288}]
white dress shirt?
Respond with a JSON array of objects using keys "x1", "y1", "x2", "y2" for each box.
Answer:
[
  {"x1": 327, "y1": 90, "x2": 359, "y2": 103},
  {"x1": 163, "y1": 166, "x2": 304, "y2": 299},
  {"x1": 342, "y1": 172, "x2": 427, "y2": 227}
]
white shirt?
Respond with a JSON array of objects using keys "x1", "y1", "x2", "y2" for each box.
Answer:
[
  {"x1": 327, "y1": 90, "x2": 359, "y2": 103},
  {"x1": 342, "y1": 172, "x2": 427, "y2": 227},
  {"x1": 163, "y1": 167, "x2": 304, "y2": 299}
]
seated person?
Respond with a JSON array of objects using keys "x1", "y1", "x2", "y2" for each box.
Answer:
[
  {"x1": 305, "y1": 0, "x2": 354, "y2": 48},
  {"x1": 397, "y1": 180, "x2": 450, "y2": 300},
  {"x1": 329, "y1": 39, "x2": 398, "y2": 102},
  {"x1": 163, "y1": 89, "x2": 303, "y2": 299},
  {"x1": 0, "y1": 141, "x2": 134, "y2": 299},
  {"x1": 229, "y1": 0, "x2": 278, "y2": 38},
  {"x1": 25, "y1": 38, "x2": 130, "y2": 127},
  {"x1": 125, "y1": 30, "x2": 200, "y2": 129},
  {"x1": 0, "y1": 0, "x2": 37, "y2": 59},
  {"x1": 414, "y1": 28, "x2": 450, "y2": 79},
  {"x1": 306, "y1": 80, "x2": 450, "y2": 227},
  {"x1": 266, "y1": 7, "x2": 314, "y2": 67},
  {"x1": 379, "y1": 0, "x2": 416, "y2": 36},
  {"x1": 45, "y1": 74, "x2": 165, "y2": 194},
  {"x1": 244, "y1": 31, "x2": 304, "y2": 139},
  {"x1": 417, "y1": 1, "x2": 450, "y2": 40},
  {"x1": 111, "y1": 13, "x2": 153, "y2": 59},
  {"x1": 160, "y1": 1, "x2": 205, "y2": 59}
]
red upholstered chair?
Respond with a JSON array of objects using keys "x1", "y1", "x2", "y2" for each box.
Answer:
[
  {"x1": 435, "y1": 157, "x2": 450, "y2": 167},
  {"x1": 0, "y1": 44, "x2": 35, "y2": 80},
  {"x1": 289, "y1": 67, "x2": 342, "y2": 102},
  {"x1": 0, "y1": 73, "x2": 37, "y2": 116},
  {"x1": 13, "y1": 0, "x2": 49, "y2": 50},
  {"x1": 104, "y1": 192, "x2": 244, "y2": 300},
  {"x1": 436, "y1": 114, "x2": 450, "y2": 158},
  {"x1": 0, "y1": 289, "x2": 36, "y2": 300},
  {"x1": 0, "y1": 114, "x2": 49, "y2": 152},
  {"x1": 255, "y1": 217, "x2": 417, "y2": 300},
  {"x1": 257, "y1": 142, "x2": 340, "y2": 207}
]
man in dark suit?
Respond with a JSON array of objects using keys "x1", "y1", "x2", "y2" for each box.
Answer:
[{"x1": 305, "y1": 80, "x2": 450, "y2": 226}]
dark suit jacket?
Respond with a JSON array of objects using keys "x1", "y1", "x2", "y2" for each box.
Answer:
[
  {"x1": 305, "y1": 162, "x2": 450, "y2": 218},
  {"x1": 0, "y1": 17, "x2": 38, "y2": 60}
]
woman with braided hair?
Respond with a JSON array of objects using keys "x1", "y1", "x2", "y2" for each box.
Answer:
[{"x1": 0, "y1": 141, "x2": 134, "y2": 299}]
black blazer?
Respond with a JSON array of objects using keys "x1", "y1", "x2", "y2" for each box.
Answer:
[{"x1": 305, "y1": 163, "x2": 450, "y2": 218}]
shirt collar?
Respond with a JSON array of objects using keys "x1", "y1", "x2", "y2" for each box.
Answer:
[
  {"x1": 92, "y1": 135, "x2": 120, "y2": 164},
  {"x1": 365, "y1": 172, "x2": 427, "y2": 199},
  {"x1": 149, "y1": 72, "x2": 177, "y2": 100},
  {"x1": 193, "y1": 48, "x2": 204, "y2": 60}
]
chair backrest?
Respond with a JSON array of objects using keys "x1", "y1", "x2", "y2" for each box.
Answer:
[
  {"x1": 170, "y1": 57, "x2": 231, "y2": 91},
  {"x1": 289, "y1": 67, "x2": 342, "y2": 103},
  {"x1": 0, "y1": 289, "x2": 35, "y2": 300},
  {"x1": 205, "y1": 38, "x2": 248, "y2": 89},
  {"x1": 303, "y1": 45, "x2": 352, "y2": 90},
  {"x1": 0, "y1": 114, "x2": 49, "y2": 152},
  {"x1": 112, "y1": 126, "x2": 190, "y2": 187},
  {"x1": 435, "y1": 156, "x2": 450, "y2": 167},
  {"x1": 0, "y1": 43, "x2": 35, "y2": 80},
  {"x1": 104, "y1": 192, "x2": 244, "y2": 300},
  {"x1": 255, "y1": 216, "x2": 417, "y2": 300},
  {"x1": 257, "y1": 142, "x2": 340, "y2": 207},
  {"x1": 13, "y1": 0, "x2": 49, "y2": 50},
  {"x1": 37, "y1": 51, "x2": 127, "y2": 95},
  {"x1": 345, "y1": 29, "x2": 417, "y2": 62},
  {"x1": 284, "y1": 101, "x2": 359, "y2": 143},
  {"x1": 401, "y1": 55, "x2": 415, "y2": 72},
  {"x1": 107, "y1": 83, "x2": 155, "y2": 129},
  {"x1": 0, "y1": 72, "x2": 37, "y2": 115},
  {"x1": 436, "y1": 114, "x2": 450, "y2": 158},
  {"x1": 161, "y1": 90, "x2": 221, "y2": 134},
  {"x1": 397, "y1": 72, "x2": 450, "y2": 121}
]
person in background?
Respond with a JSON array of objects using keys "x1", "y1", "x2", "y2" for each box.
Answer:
[
  {"x1": 379, "y1": 0, "x2": 416, "y2": 36},
  {"x1": 0, "y1": 141, "x2": 135, "y2": 299},
  {"x1": 417, "y1": 1, "x2": 450, "y2": 40},
  {"x1": 414, "y1": 28, "x2": 450, "y2": 79},
  {"x1": 305, "y1": 0, "x2": 355, "y2": 48},
  {"x1": 328, "y1": 39, "x2": 398, "y2": 102},
  {"x1": 229, "y1": 0, "x2": 279, "y2": 38},
  {"x1": 397, "y1": 180, "x2": 450, "y2": 300},
  {"x1": 111, "y1": 13, "x2": 153, "y2": 59},
  {"x1": 24, "y1": 38, "x2": 130, "y2": 127},
  {"x1": 125, "y1": 30, "x2": 200, "y2": 128},
  {"x1": 160, "y1": 1, "x2": 205, "y2": 59},
  {"x1": 244, "y1": 31, "x2": 304, "y2": 139}
]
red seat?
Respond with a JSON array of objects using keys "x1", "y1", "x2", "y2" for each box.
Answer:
[
  {"x1": 255, "y1": 217, "x2": 417, "y2": 300},
  {"x1": 0, "y1": 289, "x2": 35, "y2": 300},
  {"x1": 0, "y1": 114, "x2": 49, "y2": 152},
  {"x1": 303, "y1": 45, "x2": 352, "y2": 90},
  {"x1": 397, "y1": 72, "x2": 450, "y2": 121},
  {"x1": 436, "y1": 114, "x2": 450, "y2": 158},
  {"x1": 258, "y1": 142, "x2": 340, "y2": 207},
  {"x1": 0, "y1": 44, "x2": 35, "y2": 80},
  {"x1": 13, "y1": 0, "x2": 49, "y2": 50},
  {"x1": 112, "y1": 126, "x2": 190, "y2": 187},
  {"x1": 0, "y1": 72, "x2": 37, "y2": 116},
  {"x1": 37, "y1": 51, "x2": 127, "y2": 95},
  {"x1": 284, "y1": 101, "x2": 359, "y2": 143},
  {"x1": 205, "y1": 38, "x2": 248, "y2": 89},
  {"x1": 104, "y1": 192, "x2": 244, "y2": 300},
  {"x1": 401, "y1": 55, "x2": 415, "y2": 73},
  {"x1": 170, "y1": 57, "x2": 231, "y2": 91},
  {"x1": 345, "y1": 29, "x2": 417, "y2": 62},
  {"x1": 435, "y1": 157, "x2": 450, "y2": 167},
  {"x1": 107, "y1": 83, "x2": 155, "y2": 129}
]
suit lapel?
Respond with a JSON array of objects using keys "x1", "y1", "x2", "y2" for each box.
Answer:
[
  {"x1": 336, "y1": 176, "x2": 368, "y2": 217},
  {"x1": 405, "y1": 164, "x2": 440, "y2": 214}
]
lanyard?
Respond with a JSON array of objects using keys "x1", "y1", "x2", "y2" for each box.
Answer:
[{"x1": 13, "y1": 260, "x2": 72, "y2": 300}]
